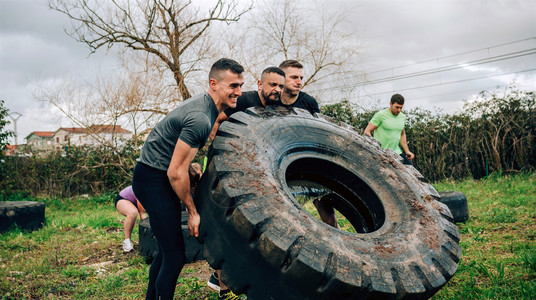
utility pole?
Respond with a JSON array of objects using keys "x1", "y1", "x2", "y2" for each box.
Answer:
[{"x1": 8, "y1": 112, "x2": 22, "y2": 145}]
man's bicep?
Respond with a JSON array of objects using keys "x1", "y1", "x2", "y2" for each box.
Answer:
[{"x1": 168, "y1": 139, "x2": 198, "y2": 175}]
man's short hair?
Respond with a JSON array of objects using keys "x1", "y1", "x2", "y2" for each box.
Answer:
[
  {"x1": 209, "y1": 58, "x2": 244, "y2": 81},
  {"x1": 390, "y1": 94, "x2": 405, "y2": 105},
  {"x1": 279, "y1": 60, "x2": 303, "y2": 70},
  {"x1": 261, "y1": 66, "x2": 285, "y2": 79}
]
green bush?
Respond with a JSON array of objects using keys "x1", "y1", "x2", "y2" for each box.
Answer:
[{"x1": 0, "y1": 143, "x2": 138, "y2": 198}]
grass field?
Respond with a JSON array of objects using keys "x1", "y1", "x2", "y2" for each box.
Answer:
[{"x1": 1, "y1": 172, "x2": 535, "y2": 299}]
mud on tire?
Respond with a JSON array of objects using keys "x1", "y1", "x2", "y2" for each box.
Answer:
[{"x1": 195, "y1": 106, "x2": 461, "y2": 299}]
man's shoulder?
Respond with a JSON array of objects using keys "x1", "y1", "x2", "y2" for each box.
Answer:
[
  {"x1": 174, "y1": 93, "x2": 209, "y2": 111},
  {"x1": 238, "y1": 91, "x2": 261, "y2": 105},
  {"x1": 298, "y1": 91, "x2": 318, "y2": 103},
  {"x1": 169, "y1": 94, "x2": 215, "y2": 121},
  {"x1": 295, "y1": 92, "x2": 320, "y2": 114},
  {"x1": 375, "y1": 108, "x2": 391, "y2": 117}
]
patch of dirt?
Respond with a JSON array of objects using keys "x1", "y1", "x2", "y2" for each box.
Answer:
[
  {"x1": 105, "y1": 226, "x2": 120, "y2": 233},
  {"x1": 420, "y1": 214, "x2": 440, "y2": 249},
  {"x1": 373, "y1": 243, "x2": 396, "y2": 255},
  {"x1": 411, "y1": 201, "x2": 425, "y2": 211},
  {"x1": 181, "y1": 260, "x2": 213, "y2": 281}
]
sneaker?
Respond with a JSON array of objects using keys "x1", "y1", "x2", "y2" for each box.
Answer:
[
  {"x1": 219, "y1": 289, "x2": 240, "y2": 300},
  {"x1": 122, "y1": 238, "x2": 134, "y2": 252},
  {"x1": 207, "y1": 271, "x2": 220, "y2": 292}
]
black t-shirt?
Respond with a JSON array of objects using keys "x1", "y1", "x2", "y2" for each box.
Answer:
[
  {"x1": 138, "y1": 93, "x2": 219, "y2": 171},
  {"x1": 279, "y1": 92, "x2": 320, "y2": 114},
  {"x1": 223, "y1": 91, "x2": 263, "y2": 117}
]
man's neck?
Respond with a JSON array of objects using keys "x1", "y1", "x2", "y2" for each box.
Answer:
[
  {"x1": 281, "y1": 92, "x2": 298, "y2": 105},
  {"x1": 388, "y1": 108, "x2": 400, "y2": 116},
  {"x1": 257, "y1": 90, "x2": 267, "y2": 107},
  {"x1": 208, "y1": 90, "x2": 226, "y2": 113}
]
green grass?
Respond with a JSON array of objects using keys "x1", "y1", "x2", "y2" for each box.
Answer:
[
  {"x1": 1, "y1": 173, "x2": 535, "y2": 299},
  {"x1": 0, "y1": 195, "x2": 219, "y2": 299},
  {"x1": 432, "y1": 172, "x2": 536, "y2": 299}
]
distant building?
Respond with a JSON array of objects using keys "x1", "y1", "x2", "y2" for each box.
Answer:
[
  {"x1": 3, "y1": 145, "x2": 18, "y2": 156},
  {"x1": 25, "y1": 131, "x2": 55, "y2": 153},
  {"x1": 53, "y1": 125, "x2": 132, "y2": 150}
]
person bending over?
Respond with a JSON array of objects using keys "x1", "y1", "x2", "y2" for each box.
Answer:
[
  {"x1": 132, "y1": 58, "x2": 244, "y2": 300},
  {"x1": 114, "y1": 185, "x2": 146, "y2": 252}
]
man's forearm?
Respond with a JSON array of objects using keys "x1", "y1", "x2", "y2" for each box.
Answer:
[
  {"x1": 169, "y1": 175, "x2": 197, "y2": 213},
  {"x1": 400, "y1": 134, "x2": 410, "y2": 154}
]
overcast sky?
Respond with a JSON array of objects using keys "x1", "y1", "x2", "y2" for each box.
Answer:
[{"x1": 1, "y1": 0, "x2": 535, "y2": 144}]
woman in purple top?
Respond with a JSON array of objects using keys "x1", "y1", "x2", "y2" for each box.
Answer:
[{"x1": 115, "y1": 185, "x2": 147, "y2": 252}]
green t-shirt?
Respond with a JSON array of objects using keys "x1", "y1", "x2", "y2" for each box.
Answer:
[{"x1": 370, "y1": 108, "x2": 406, "y2": 154}]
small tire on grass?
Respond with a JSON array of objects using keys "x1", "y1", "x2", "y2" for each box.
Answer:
[
  {"x1": 0, "y1": 201, "x2": 46, "y2": 234},
  {"x1": 138, "y1": 214, "x2": 204, "y2": 263},
  {"x1": 196, "y1": 106, "x2": 461, "y2": 299},
  {"x1": 437, "y1": 191, "x2": 469, "y2": 223}
]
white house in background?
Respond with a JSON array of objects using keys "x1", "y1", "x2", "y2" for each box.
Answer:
[{"x1": 53, "y1": 125, "x2": 132, "y2": 150}]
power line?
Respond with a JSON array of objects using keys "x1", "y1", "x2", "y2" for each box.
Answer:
[
  {"x1": 310, "y1": 48, "x2": 536, "y2": 93},
  {"x1": 323, "y1": 68, "x2": 536, "y2": 102},
  {"x1": 345, "y1": 36, "x2": 536, "y2": 72}
]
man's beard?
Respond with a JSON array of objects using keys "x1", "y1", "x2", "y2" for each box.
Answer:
[{"x1": 262, "y1": 91, "x2": 280, "y2": 105}]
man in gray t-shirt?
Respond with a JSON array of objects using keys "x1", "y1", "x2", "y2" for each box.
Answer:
[{"x1": 132, "y1": 58, "x2": 245, "y2": 299}]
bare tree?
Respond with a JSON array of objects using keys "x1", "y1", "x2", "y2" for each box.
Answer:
[
  {"x1": 220, "y1": 0, "x2": 363, "y2": 101},
  {"x1": 34, "y1": 50, "x2": 178, "y2": 148},
  {"x1": 49, "y1": 0, "x2": 252, "y2": 102}
]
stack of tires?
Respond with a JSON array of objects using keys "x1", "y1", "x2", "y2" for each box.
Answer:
[{"x1": 195, "y1": 106, "x2": 462, "y2": 299}]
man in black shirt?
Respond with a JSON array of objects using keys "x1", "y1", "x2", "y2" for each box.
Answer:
[
  {"x1": 278, "y1": 59, "x2": 320, "y2": 115},
  {"x1": 209, "y1": 66, "x2": 286, "y2": 139}
]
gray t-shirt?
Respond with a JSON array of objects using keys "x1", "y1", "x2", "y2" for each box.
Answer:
[{"x1": 138, "y1": 93, "x2": 219, "y2": 171}]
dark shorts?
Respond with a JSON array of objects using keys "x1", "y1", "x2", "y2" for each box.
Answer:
[
  {"x1": 400, "y1": 153, "x2": 412, "y2": 165},
  {"x1": 114, "y1": 194, "x2": 137, "y2": 208}
]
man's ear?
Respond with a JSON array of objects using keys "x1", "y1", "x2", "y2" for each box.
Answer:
[
  {"x1": 257, "y1": 80, "x2": 262, "y2": 90},
  {"x1": 209, "y1": 78, "x2": 218, "y2": 90}
]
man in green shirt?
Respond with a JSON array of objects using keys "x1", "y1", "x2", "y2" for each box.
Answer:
[{"x1": 364, "y1": 94, "x2": 415, "y2": 165}]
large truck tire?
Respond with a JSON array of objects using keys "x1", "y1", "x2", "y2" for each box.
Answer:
[
  {"x1": 138, "y1": 213, "x2": 204, "y2": 263},
  {"x1": 195, "y1": 106, "x2": 461, "y2": 299},
  {"x1": 437, "y1": 191, "x2": 469, "y2": 223},
  {"x1": 0, "y1": 201, "x2": 46, "y2": 234}
]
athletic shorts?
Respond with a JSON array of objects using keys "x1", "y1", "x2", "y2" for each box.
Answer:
[{"x1": 114, "y1": 194, "x2": 138, "y2": 208}]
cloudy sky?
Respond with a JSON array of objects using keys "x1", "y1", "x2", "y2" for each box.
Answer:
[{"x1": 1, "y1": 0, "x2": 535, "y2": 144}]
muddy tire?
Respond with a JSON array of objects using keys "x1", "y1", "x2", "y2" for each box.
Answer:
[
  {"x1": 0, "y1": 201, "x2": 46, "y2": 233},
  {"x1": 138, "y1": 213, "x2": 204, "y2": 263},
  {"x1": 195, "y1": 106, "x2": 461, "y2": 299},
  {"x1": 438, "y1": 191, "x2": 469, "y2": 223}
]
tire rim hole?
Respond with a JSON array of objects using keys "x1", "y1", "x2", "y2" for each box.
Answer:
[{"x1": 284, "y1": 157, "x2": 385, "y2": 234}]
